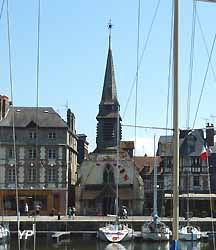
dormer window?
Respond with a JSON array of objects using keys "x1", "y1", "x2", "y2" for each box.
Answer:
[{"x1": 48, "y1": 132, "x2": 56, "y2": 139}]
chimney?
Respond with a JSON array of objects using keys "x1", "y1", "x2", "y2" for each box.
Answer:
[
  {"x1": 206, "y1": 123, "x2": 214, "y2": 146},
  {"x1": 67, "y1": 109, "x2": 75, "y2": 133},
  {"x1": 77, "y1": 134, "x2": 89, "y2": 165},
  {"x1": 0, "y1": 95, "x2": 10, "y2": 120}
]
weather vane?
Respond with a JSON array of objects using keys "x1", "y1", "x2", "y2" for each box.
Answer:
[
  {"x1": 107, "y1": 19, "x2": 113, "y2": 49},
  {"x1": 108, "y1": 19, "x2": 113, "y2": 33}
]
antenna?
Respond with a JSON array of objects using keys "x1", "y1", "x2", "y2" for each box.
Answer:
[
  {"x1": 63, "y1": 100, "x2": 69, "y2": 110},
  {"x1": 203, "y1": 117, "x2": 209, "y2": 124},
  {"x1": 210, "y1": 115, "x2": 216, "y2": 124}
]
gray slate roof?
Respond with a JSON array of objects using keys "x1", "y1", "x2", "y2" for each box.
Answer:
[
  {"x1": 158, "y1": 129, "x2": 205, "y2": 157},
  {"x1": 0, "y1": 107, "x2": 67, "y2": 128},
  {"x1": 100, "y1": 45, "x2": 118, "y2": 105}
]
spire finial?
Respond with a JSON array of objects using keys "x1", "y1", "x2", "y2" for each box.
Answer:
[{"x1": 108, "y1": 19, "x2": 113, "y2": 49}]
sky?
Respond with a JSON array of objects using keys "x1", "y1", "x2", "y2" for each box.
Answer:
[{"x1": 1, "y1": 0, "x2": 216, "y2": 155}]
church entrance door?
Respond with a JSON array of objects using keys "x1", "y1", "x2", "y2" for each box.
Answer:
[{"x1": 102, "y1": 195, "x2": 115, "y2": 215}]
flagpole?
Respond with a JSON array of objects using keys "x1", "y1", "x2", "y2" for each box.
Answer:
[{"x1": 171, "y1": 0, "x2": 180, "y2": 249}]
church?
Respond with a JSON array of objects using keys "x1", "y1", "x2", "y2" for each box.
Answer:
[{"x1": 75, "y1": 29, "x2": 144, "y2": 216}]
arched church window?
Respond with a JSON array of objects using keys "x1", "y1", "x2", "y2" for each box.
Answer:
[{"x1": 103, "y1": 164, "x2": 115, "y2": 184}]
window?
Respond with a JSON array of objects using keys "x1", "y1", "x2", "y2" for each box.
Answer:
[
  {"x1": 103, "y1": 122, "x2": 115, "y2": 140},
  {"x1": 47, "y1": 169, "x2": 57, "y2": 182},
  {"x1": 8, "y1": 168, "x2": 16, "y2": 182},
  {"x1": 48, "y1": 132, "x2": 56, "y2": 139},
  {"x1": 193, "y1": 157, "x2": 200, "y2": 166},
  {"x1": 8, "y1": 148, "x2": 14, "y2": 158},
  {"x1": 28, "y1": 168, "x2": 36, "y2": 182},
  {"x1": 48, "y1": 149, "x2": 56, "y2": 159},
  {"x1": 103, "y1": 164, "x2": 115, "y2": 184},
  {"x1": 193, "y1": 176, "x2": 200, "y2": 187},
  {"x1": 29, "y1": 148, "x2": 36, "y2": 159},
  {"x1": 29, "y1": 131, "x2": 37, "y2": 139}
]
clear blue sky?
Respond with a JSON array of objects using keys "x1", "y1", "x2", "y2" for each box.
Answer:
[{"x1": 1, "y1": 0, "x2": 216, "y2": 155}]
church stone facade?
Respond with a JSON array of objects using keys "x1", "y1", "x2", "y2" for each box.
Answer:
[{"x1": 76, "y1": 34, "x2": 144, "y2": 215}]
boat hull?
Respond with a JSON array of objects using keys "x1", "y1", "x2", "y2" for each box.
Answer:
[
  {"x1": 97, "y1": 225, "x2": 134, "y2": 242},
  {"x1": 142, "y1": 231, "x2": 170, "y2": 241},
  {"x1": 179, "y1": 226, "x2": 201, "y2": 241},
  {"x1": 0, "y1": 225, "x2": 10, "y2": 243},
  {"x1": 141, "y1": 221, "x2": 171, "y2": 241}
]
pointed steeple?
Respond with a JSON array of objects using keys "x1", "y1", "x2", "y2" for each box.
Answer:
[
  {"x1": 100, "y1": 21, "x2": 118, "y2": 105},
  {"x1": 95, "y1": 22, "x2": 122, "y2": 152}
]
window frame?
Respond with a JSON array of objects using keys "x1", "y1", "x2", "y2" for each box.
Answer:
[
  {"x1": 47, "y1": 168, "x2": 57, "y2": 182},
  {"x1": 8, "y1": 167, "x2": 16, "y2": 182},
  {"x1": 48, "y1": 132, "x2": 56, "y2": 139},
  {"x1": 29, "y1": 148, "x2": 36, "y2": 159},
  {"x1": 48, "y1": 149, "x2": 56, "y2": 159},
  {"x1": 28, "y1": 168, "x2": 37, "y2": 182}
]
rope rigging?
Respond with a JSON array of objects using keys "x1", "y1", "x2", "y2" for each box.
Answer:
[
  {"x1": 197, "y1": 10, "x2": 216, "y2": 84},
  {"x1": 123, "y1": 0, "x2": 161, "y2": 118},
  {"x1": 0, "y1": 0, "x2": 4, "y2": 21},
  {"x1": 6, "y1": 0, "x2": 21, "y2": 250},
  {"x1": 192, "y1": 31, "x2": 216, "y2": 129},
  {"x1": 33, "y1": 1, "x2": 41, "y2": 249},
  {"x1": 186, "y1": 0, "x2": 197, "y2": 129},
  {"x1": 165, "y1": 0, "x2": 174, "y2": 138}
]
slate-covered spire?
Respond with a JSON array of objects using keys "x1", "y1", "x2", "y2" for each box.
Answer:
[
  {"x1": 100, "y1": 30, "x2": 118, "y2": 104},
  {"x1": 95, "y1": 22, "x2": 122, "y2": 152}
]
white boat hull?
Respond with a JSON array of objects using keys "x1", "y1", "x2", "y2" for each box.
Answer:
[
  {"x1": 0, "y1": 225, "x2": 10, "y2": 242},
  {"x1": 97, "y1": 224, "x2": 134, "y2": 242},
  {"x1": 179, "y1": 226, "x2": 201, "y2": 241},
  {"x1": 141, "y1": 222, "x2": 171, "y2": 241},
  {"x1": 142, "y1": 231, "x2": 170, "y2": 241}
]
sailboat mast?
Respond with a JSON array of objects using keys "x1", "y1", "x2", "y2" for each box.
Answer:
[
  {"x1": 153, "y1": 135, "x2": 157, "y2": 214},
  {"x1": 172, "y1": 0, "x2": 180, "y2": 244},
  {"x1": 116, "y1": 105, "x2": 120, "y2": 218}
]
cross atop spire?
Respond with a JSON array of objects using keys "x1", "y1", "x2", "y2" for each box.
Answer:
[{"x1": 108, "y1": 19, "x2": 113, "y2": 50}]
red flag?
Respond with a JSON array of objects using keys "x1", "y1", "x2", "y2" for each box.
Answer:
[
  {"x1": 200, "y1": 145, "x2": 208, "y2": 160},
  {"x1": 124, "y1": 174, "x2": 129, "y2": 181}
]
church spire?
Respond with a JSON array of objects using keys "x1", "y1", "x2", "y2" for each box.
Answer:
[
  {"x1": 95, "y1": 22, "x2": 122, "y2": 152},
  {"x1": 100, "y1": 20, "x2": 118, "y2": 105}
]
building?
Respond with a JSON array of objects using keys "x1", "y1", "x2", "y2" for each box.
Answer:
[
  {"x1": 76, "y1": 32, "x2": 144, "y2": 216},
  {"x1": 206, "y1": 123, "x2": 216, "y2": 193},
  {"x1": 135, "y1": 155, "x2": 164, "y2": 216},
  {"x1": 0, "y1": 95, "x2": 77, "y2": 215},
  {"x1": 158, "y1": 128, "x2": 213, "y2": 217}
]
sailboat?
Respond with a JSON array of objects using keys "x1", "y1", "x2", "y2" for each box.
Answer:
[
  {"x1": 179, "y1": 225, "x2": 201, "y2": 241},
  {"x1": 179, "y1": 142, "x2": 201, "y2": 241},
  {"x1": 0, "y1": 224, "x2": 10, "y2": 243},
  {"x1": 141, "y1": 136, "x2": 171, "y2": 241}
]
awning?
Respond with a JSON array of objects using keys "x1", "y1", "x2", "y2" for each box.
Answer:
[{"x1": 165, "y1": 193, "x2": 216, "y2": 200}]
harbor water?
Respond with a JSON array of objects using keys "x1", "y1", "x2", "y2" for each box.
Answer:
[{"x1": 0, "y1": 238, "x2": 212, "y2": 250}]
